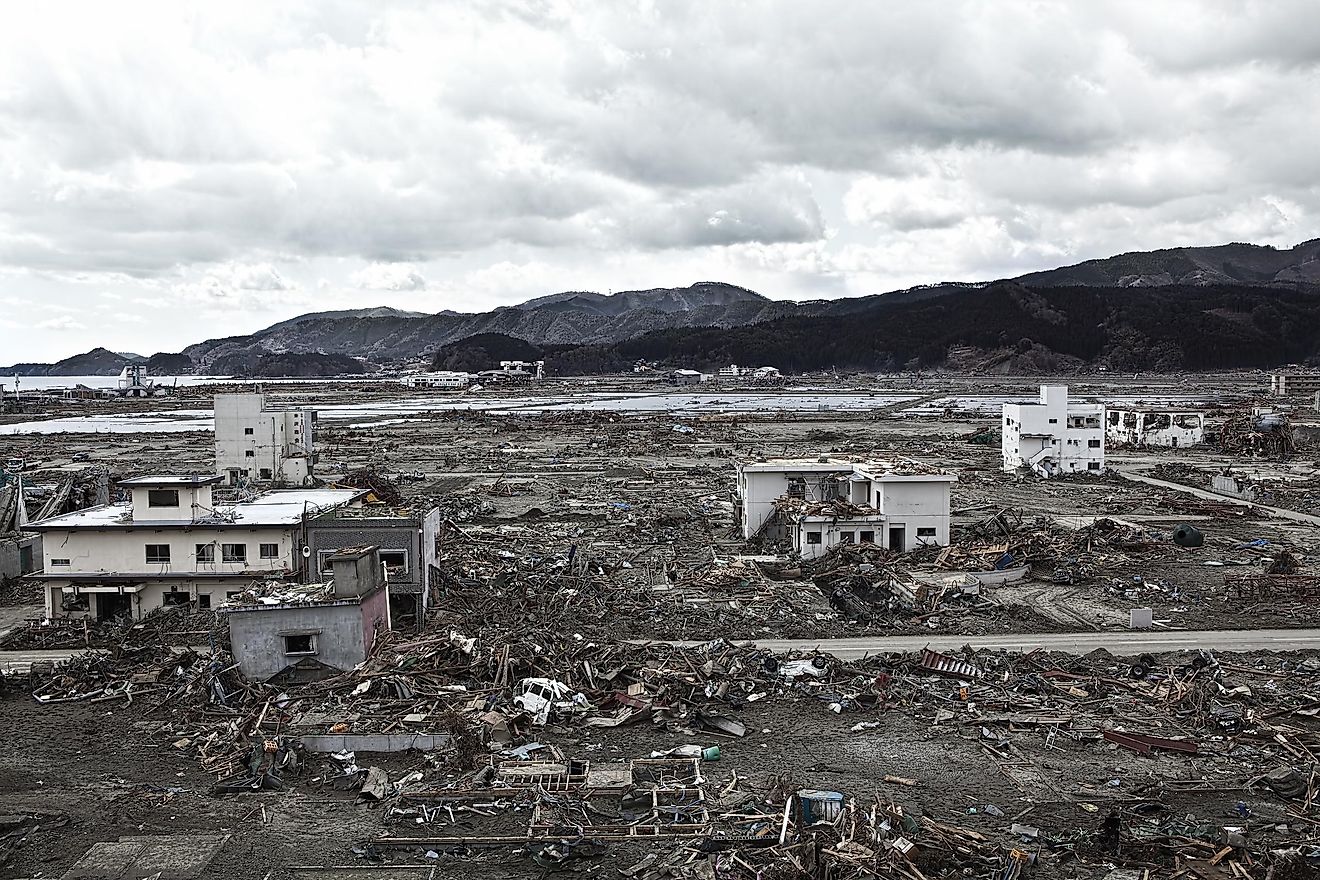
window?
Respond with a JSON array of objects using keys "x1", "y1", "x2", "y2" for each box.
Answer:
[
  {"x1": 162, "y1": 590, "x2": 190, "y2": 606},
  {"x1": 806, "y1": 531, "x2": 822, "y2": 545},
  {"x1": 284, "y1": 633, "x2": 317, "y2": 655},
  {"x1": 225, "y1": 591, "x2": 242, "y2": 600},
  {"x1": 145, "y1": 544, "x2": 171, "y2": 564},
  {"x1": 50, "y1": 558, "x2": 70, "y2": 566},
  {"x1": 379, "y1": 549, "x2": 408, "y2": 573},
  {"x1": 244, "y1": 450, "x2": 255, "y2": 458},
  {"x1": 259, "y1": 543, "x2": 279, "y2": 559},
  {"x1": 1088, "y1": 462, "x2": 1102, "y2": 471},
  {"x1": 786, "y1": 478, "x2": 806, "y2": 498},
  {"x1": 838, "y1": 532, "x2": 854, "y2": 544},
  {"x1": 259, "y1": 468, "x2": 272, "y2": 480},
  {"x1": 244, "y1": 427, "x2": 254, "y2": 435},
  {"x1": 859, "y1": 531, "x2": 875, "y2": 544},
  {"x1": 222, "y1": 543, "x2": 247, "y2": 563},
  {"x1": 196, "y1": 544, "x2": 215, "y2": 564},
  {"x1": 197, "y1": 594, "x2": 212, "y2": 610},
  {"x1": 1088, "y1": 439, "x2": 1101, "y2": 448},
  {"x1": 1048, "y1": 418, "x2": 1058, "y2": 424},
  {"x1": 147, "y1": 489, "x2": 179, "y2": 508},
  {"x1": 916, "y1": 527, "x2": 937, "y2": 538},
  {"x1": 318, "y1": 550, "x2": 335, "y2": 575}
]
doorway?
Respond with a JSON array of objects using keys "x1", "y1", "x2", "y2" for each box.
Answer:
[
  {"x1": 887, "y1": 527, "x2": 905, "y2": 553},
  {"x1": 96, "y1": 592, "x2": 132, "y2": 622}
]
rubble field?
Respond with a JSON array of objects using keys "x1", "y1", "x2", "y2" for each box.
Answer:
[{"x1": 3, "y1": 374, "x2": 1320, "y2": 879}]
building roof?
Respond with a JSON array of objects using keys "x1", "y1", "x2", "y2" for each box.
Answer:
[
  {"x1": 119, "y1": 475, "x2": 224, "y2": 488},
  {"x1": 26, "y1": 488, "x2": 362, "y2": 531},
  {"x1": 740, "y1": 457, "x2": 955, "y2": 481}
]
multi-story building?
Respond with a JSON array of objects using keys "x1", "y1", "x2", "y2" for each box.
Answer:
[
  {"x1": 736, "y1": 457, "x2": 956, "y2": 554},
  {"x1": 303, "y1": 505, "x2": 442, "y2": 625},
  {"x1": 406, "y1": 371, "x2": 472, "y2": 390},
  {"x1": 1001, "y1": 385, "x2": 1104, "y2": 477},
  {"x1": 25, "y1": 475, "x2": 361, "y2": 621},
  {"x1": 1270, "y1": 372, "x2": 1320, "y2": 398},
  {"x1": 1105, "y1": 408, "x2": 1205, "y2": 448},
  {"x1": 214, "y1": 393, "x2": 315, "y2": 487}
]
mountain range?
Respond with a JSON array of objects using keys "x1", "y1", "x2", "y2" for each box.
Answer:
[{"x1": 8, "y1": 239, "x2": 1320, "y2": 376}]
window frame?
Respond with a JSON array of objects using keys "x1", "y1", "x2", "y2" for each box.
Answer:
[
  {"x1": 145, "y1": 543, "x2": 172, "y2": 564},
  {"x1": 196, "y1": 543, "x2": 215, "y2": 564},
  {"x1": 221, "y1": 543, "x2": 248, "y2": 564},
  {"x1": 259, "y1": 543, "x2": 280, "y2": 560},
  {"x1": 147, "y1": 489, "x2": 180, "y2": 508},
  {"x1": 379, "y1": 548, "x2": 409, "y2": 573}
]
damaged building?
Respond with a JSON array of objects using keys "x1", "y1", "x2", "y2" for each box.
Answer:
[
  {"x1": 223, "y1": 545, "x2": 391, "y2": 682},
  {"x1": 303, "y1": 504, "x2": 441, "y2": 626},
  {"x1": 1001, "y1": 384, "x2": 1105, "y2": 476},
  {"x1": 736, "y1": 457, "x2": 955, "y2": 555},
  {"x1": 214, "y1": 392, "x2": 316, "y2": 488},
  {"x1": 24, "y1": 475, "x2": 362, "y2": 621},
  {"x1": 1105, "y1": 407, "x2": 1205, "y2": 448}
]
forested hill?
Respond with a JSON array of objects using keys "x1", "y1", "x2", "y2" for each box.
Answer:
[{"x1": 437, "y1": 282, "x2": 1320, "y2": 374}]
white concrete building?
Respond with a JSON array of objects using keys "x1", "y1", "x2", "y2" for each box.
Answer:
[
  {"x1": 1001, "y1": 386, "x2": 1104, "y2": 477},
  {"x1": 215, "y1": 393, "x2": 315, "y2": 487},
  {"x1": 406, "y1": 371, "x2": 472, "y2": 390},
  {"x1": 736, "y1": 457, "x2": 956, "y2": 555},
  {"x1": 1105, "y1": 409, "x2": 1205, "y2": 448},
  {"x1": 24, "y1": 476, "x2": 361, "y2": 621}
]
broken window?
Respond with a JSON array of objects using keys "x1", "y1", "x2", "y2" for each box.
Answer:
[
  {"x1": 196, "y1": 543, "x2": 215, "y2": 564},
  {"x1": 838, "y1": 532, "x2": 854, "y2": 544},
  {"x1": 380, "y1": 549, "x2": 408, "y2": 573},
  {"x1": 161, "y1": 590, "x2": 190, "y2": 606},
  {"x1": 259, "y1": 543, "x2": 280, "y2": 559},
  {"x1": 145, "y1": 544, "x2": 171, "y2": 564},
  {"x1": 197, "y1": 593, "x2": 212, "y2": 610},
  {"x1": 284, "y1": 633, "x2": 316, "y2": 655},
  {"x1": 244, "y1": 427, "x2": 254, "y2": 435},
  {"x1": 806, "y1": 531, "x2": 822, "y2": 545},
  {"x1": 1088, "y1": 462, "x2": 1101, "y2": 470},
  {"x1": 147, "y1": 489, "x2": 179, "y2": 508},
  {"x1": 61, "y1": 593, "x2": 89, "y2": 612},
  {"x1": 916, "y1": 527, "x2": 937, "y2": 540},
  {"x1": 859, "y1": 531, "x2": 875, "y2": 544},
  {"x1": 786, "y1": 478, "x2": 806, "y2": 498},
  {"x1": 244, "y1": 450, "x2": 255, "y2": 458},
  {"x1": 1088, "y1": 439, "x2": 1101, "y2": 448},
  {"x1": 222, "y1": 543, "x2": 247, "y2": 563}
]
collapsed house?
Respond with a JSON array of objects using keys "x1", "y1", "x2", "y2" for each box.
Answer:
[
  {"x1": 736, "y1": 457, "x2": 955, "y2": 555},
  {"x1": 214, "y1": 392, "x2": 316, "y2": 488},
  {"x1": 24, "y1": 475, "x2": 363, "y2": 620},
  {"x1": 1105, "y1": 407, "x2": 1205, "y2": 448},
  {"x1": 223, "y1": 545, "x2": 391, "y2": 682},
  {"x1": 1001, "y1": 384, "x2": 1104, "y2": 476},
  {"x1": 1216, "y1": 408, "x2": 1296, "y2": 458}
]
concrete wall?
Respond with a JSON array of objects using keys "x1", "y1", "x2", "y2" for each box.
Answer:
[
  {"x1": 43, "y1": 576, "x2": 258, "y2": 619},
  {"x1": 38, "y1": 526, "x2": 297, "y2": 579},
  {"x1": 226, "y1": 587, "x2": 389, "y2": 681},
  {"x1": 215, "y1": 393, "x2": 314, "y2": 487},
  {"x1": 0, "y1": 533, "x2": 41, "y2": 584},
  {"x1": 876, "y1": 481, "x2": 951, "y2": 546},
  {"x1": 128, "y1": 485, "x2": 214, "y2": 523}
]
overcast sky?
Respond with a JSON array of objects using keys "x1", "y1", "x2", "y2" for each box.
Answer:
[{"x1": 3, "y1": 1, "x2": 1319, "y2": 362}]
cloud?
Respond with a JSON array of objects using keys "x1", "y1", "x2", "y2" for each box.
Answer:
[
  {"x1": 35, "y1": 315, "x2": 86, "y2": 331},
  {"x1": 2, "y1": 1, "x2": 1319, "y2": 360},
  {"x1": 350, "y1": 262, "x2": 427, "y2": 291}
]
